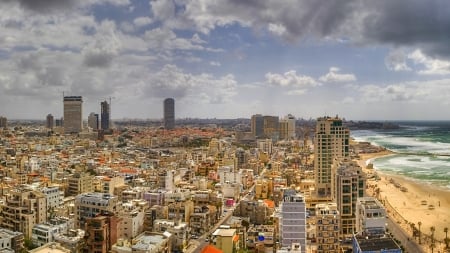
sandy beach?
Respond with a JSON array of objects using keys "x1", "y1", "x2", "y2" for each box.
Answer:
[{"x1": 356, "y1": 151, "x2": 450, "y2": 251}]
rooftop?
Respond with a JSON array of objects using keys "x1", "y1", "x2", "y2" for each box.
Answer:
[{"x1": 355, "y1": 236, "x2": 400, "y2": 251}]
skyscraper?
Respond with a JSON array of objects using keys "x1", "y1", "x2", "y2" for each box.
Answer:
[
  {"x1": 88, "y1": 112, "x2": 99, "y2": 130},
  {"x1": 101, "y1": 100, "x2": 110, "y2": 130},
  {"x1": 163, "y1": 98, "x2": 175, "y2": 130},
  {"x1": 46, "y1": 114, "x2": 54, "y2": 129},
  {"x1": 0, "y1": 116, "x2": 7, "y2": 128},
  {"x1": 63, "y1": 96, "x2": 83, "y2": 134},
  {"x1": 314, "y1": 116, "x2": 350, "y2": 197},
  {"x1": 251, "y1": 114, "x2": 264, "y2": 138}
]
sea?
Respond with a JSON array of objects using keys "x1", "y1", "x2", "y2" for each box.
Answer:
[{"x1": 351, "y1": 121, "x2": 450, "y2": 190}]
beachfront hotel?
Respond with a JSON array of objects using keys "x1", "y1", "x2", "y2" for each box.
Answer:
[{"x1": 314, "y1": 116, "x2": 350, "y2": 198}]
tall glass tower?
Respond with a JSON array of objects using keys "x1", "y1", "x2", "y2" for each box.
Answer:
[
  {"x1": 163, "y1": 98, "x2": 175, "y2": 130},
  {"x1": 100, "y1": 100, "x2": 110, "y2": 130}
]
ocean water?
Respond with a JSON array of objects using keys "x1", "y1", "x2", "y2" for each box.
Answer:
[{"x1": 351, "y1": 121, "x2": 450, "y2": 189}]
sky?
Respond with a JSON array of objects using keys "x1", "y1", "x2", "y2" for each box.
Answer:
[{"x1": 1, "y1": 0, "x2": 450, "y2": 121}]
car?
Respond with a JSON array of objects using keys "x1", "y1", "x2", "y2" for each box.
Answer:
[{"x1": 205, "y1": 238, "x2": 209, "y2": 242}]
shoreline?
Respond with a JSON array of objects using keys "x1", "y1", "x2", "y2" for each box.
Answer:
[{"x1": 355, "y1": 149, "x2": 450, "y2": 249}]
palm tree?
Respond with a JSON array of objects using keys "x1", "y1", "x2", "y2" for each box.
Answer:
[
  {"x1": 444, "y1": 227, "x2": 449, "y2": 249},
  {"x1": 410, "y1": 222, "x2": 415, "y2": 238},
  {"x1": 430, "y1": 226, "x2": 436, "y2": 253},
  {"x1": 418, "y1": 221, "x2": 422, "y2": 244}
]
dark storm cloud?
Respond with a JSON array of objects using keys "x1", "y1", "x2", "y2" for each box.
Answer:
[
  {"x1": 3, "y1": 0, "x2": 77, "y2": 13},
  {"x1": 179, "y1": 0, "x2": 450, "y2": 57},
  {"x1": 360, "y1": 0, "x2": 450, "y2": 58}
]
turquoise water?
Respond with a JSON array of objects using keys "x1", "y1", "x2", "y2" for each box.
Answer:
[{"x1": 351, "y1": 121, "x2": 450, "y2": 189}]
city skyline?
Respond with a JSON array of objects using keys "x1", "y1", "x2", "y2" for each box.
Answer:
[{"x1": 1, "y1": 1, "x2": 450, "y2": 120}]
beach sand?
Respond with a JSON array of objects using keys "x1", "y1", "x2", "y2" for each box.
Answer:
[{"x1": 356, "y1": 151, "x2": 450, "y2": 252}]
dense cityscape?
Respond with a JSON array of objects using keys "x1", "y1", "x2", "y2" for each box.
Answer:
[{"x1": 0, "y1": 96, "x2": 448, "y2": 253}]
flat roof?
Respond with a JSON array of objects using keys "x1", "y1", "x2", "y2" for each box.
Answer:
[{"x1": 356, "y1": 237, "x2": 400, "y2": 251}]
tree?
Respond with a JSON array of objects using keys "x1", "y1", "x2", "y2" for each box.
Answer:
[
  {"x1": 418, "y1": 221, "x2": 422, "y2": 244},
  {"x1": 445, "y1": 227, "x2": 449, "y2": 249},
  {"x1": 430, "y1": 226, "x2": 436, "y2": 253}
]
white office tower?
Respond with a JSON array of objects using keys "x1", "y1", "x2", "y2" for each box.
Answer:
[
  {"x1": 356, "y1": 197, "x2": 386, "y2": 236},
  {"x1": 279, "y1": 189, "x2": 306, "y2": 252}
]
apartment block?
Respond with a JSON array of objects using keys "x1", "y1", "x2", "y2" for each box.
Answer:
[
  {"x1": 74, "y1": 192, "x2": 120, "y2": 228},
  {"x1": 355, "y1": 197, "x2": 386, "y2": 236},
  {"x1": 0, "y1": 188, "x2": 47, "y2": 238},
  {"x1": 334, "y1": 158, "x2": 366, "y2": 237},
  {"x1": 314, "y1": 116, "x2": 350, "y2": 197},
  {"x1": 278, "y1": 190, "x2": 306, "y2": 252},
  {"x1": 315, "y1": 203, "x2": 340, "y2": 253},
  {"x1": 67, "y1": 173, "x2": 93, "y2": 196}
]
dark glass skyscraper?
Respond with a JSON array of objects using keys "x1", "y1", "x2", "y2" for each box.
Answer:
[
  {"x1": 163, "y1": 98, "x2": 175, "y2": 130},
  {"x1": 101, "y1": 100, "x2": 110, "y2": 130}
]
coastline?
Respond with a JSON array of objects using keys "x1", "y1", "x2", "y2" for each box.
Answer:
[{"x1": 355, "y1": 149, "x2": 450, "y2": 248}]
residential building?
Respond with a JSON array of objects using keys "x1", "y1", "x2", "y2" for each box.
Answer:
[
  {"x1": 67, "y1": 172, "x2": 93, "y2": 196},
  {"x1": 355, "y1": 197, "x2": 386, "y2": 236},
  {"x1": 84, "y1": 215, "x2": 120, "y2": 253},
  {"x1": 352, "y1": 234, "x2": 402, "y2": 253},
  {"x1": 111, "y1": 231, "x2": 172, "y2": 253},
  {"x1": 153, "y1": 219, "x2": 188, "y2": 252},
  {"x1": 315, "y1": 203, "x2": 340, "y2": 253},
  {"x1": 0, "y1": 188, "x2": 47, "y2": 238},
  {"x1": 314, "y1": 116, "x2": 350, "y2": 197},
  {"x1": 40, "y1": 186, "x2": 64, "y2": 210},
  {"x1": 278, "y1": 190, "x2": 306, "y2": 252},
  {"x1": 0, "y1": 228, "x2": 24, "y2": 253},
  {"x1": 63, "y1": 96, "x2": 83, "y2": 134},
  {"x1": 163, "y1": 98, "x2": 175, "y2": 130},
  {"x1": 211, "y1": 228, "x2": 239, "y2": 253},
  {"x1": 334, "y1": 158, "x2": 366, "y2": 237},
  {"x1": 74, "y1": 192, "x2": 120, "y2": 228}
]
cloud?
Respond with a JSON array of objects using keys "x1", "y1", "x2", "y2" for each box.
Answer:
[
  {"x1": 266, "y1": 70, "x2": 318, "y2": 88},
  {"x1": 210, "y1": 61, "x2": 221, "y2": 66},
  {"x1": 1, "y1": 0, "x2": 130, "y2": 13},
  {"x1": 151, "y1": 0, "x2": 450, "y2": 59},
  {"x1": 133, "y1": 17, "x2": 153, "y2": 27},
  {"x1": 82, "y1": 21, "x2": 121, "y2": 68},
  {"x1": 319, "y1": 67, "x2": 356, "y2": 83},
  {"x1": 385, "y1": 49, "x2": 412, "y2": 71},
  {"x1": 408, "y1": 49, "x2": 450, "y2": 75},
  {"x1": 141, "y1": 64, "x2": 237, "y2": 104}
]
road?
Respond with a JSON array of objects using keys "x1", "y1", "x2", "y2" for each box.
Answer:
[{"x1": 386, "y1": 217, "x2": 424, "y2": 253}]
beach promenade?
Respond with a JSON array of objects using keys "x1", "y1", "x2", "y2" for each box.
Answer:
[{"x1": 357, "y1": 151, "x2": 450, "y2": 253}]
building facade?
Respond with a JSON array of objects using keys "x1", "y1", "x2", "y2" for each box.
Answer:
[
  {"x1": 251, "y1": 114, "x2": 264, "y2": 138},
  {"x1": 46, "y1": 114, "x2": 54, "y2": 129},
  {"x1": 334, "y1": 158, "x2": 366, "y2": 237},
  {"x1": 100, "y1": 100, "x2": 110, "y2": 130},
  {"x1": 63, "y1": 96, "x2": 83, "y2": 134},
  {"x1": 88, "y1": 112, "x2": 99, "y2": 130},
  {"x1": 315, "y1": 203, "x2": 340, "y2": 253},
  {"x1": 279, "y1": 190, "x2": 306, "y2": 252},
  {"x1": 314, "y1": 116, "x2": 350, "y2": 197},
  {"x1": 163, "y1": 98, "x2": 175, "y2": 130},
  {"x1": 74, "y1": 192, "x2": 120, "y2": 229}
]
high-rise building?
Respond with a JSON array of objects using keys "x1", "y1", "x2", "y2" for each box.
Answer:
[
  {"x1": 88, "y1": 112, "x2": 99, "y2": 130},
  {"x1": 251, "y1": 114, "x2": 264, "y2": 138},
  {"x1": 163, "y1": 98, "x2": 175, "y2": 130},
  {"x1": 334, "y1": 158, "x2": 366, "y2": 237},
  {"x1": 279, "y1": 114, "x2": 296, "y2": 140},
  {"x1": 314, "y1": 116, "x2": 350, "y2": 197},
  {"x1": 63, "y1": 96, "x2": 83, "y2": 134},
  {"x1": 46, "y1": 114, "x2": 54, "y2": 129},
  {"x1": 279, "y1": 189, "x2": 306, "y2": 252},
  {"x1": 101, "y1": 100, "x2": 110, "y2": 130},
  {"x1": 0, "y1": 116, "x2": 7, "y2": 128},
  {"x1": 263, "y1": 115, "x2": 279, "y2": 140}
]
